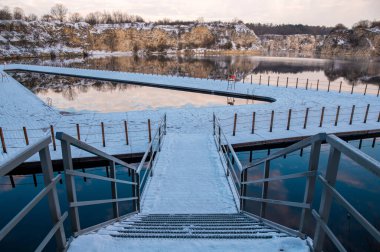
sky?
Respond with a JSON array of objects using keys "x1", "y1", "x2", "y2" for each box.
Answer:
[{"x1": 0, "y1": 0, "x2": 379, "y2": 26}]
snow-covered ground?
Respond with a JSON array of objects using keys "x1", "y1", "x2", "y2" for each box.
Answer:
[
  {"x1": 0, "y1": 64, "x2": 379, "y2": 165},
  {"x1": 141, "y1": 133, "x2": 237, "y2": 214}
]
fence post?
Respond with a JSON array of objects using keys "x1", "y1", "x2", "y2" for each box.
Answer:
[
  {"x1": 213, "y1": 113, "x2": 216, "y2": 135},
  {"x1": 328, "y1": 81, "x2": 330, "y2": 92},
  {"x1": 287, "y1": 109, "x2": 292, "y2": 130},
  {"x1": 351, "y1": 84, "x2": 354, "y2": 94},
  {"x1": 76, "y1": 124, "x2": 80, "y2": 141},
  {"x1": 38, "y1": 146, "x2": 67, "y2": 250},
  {"x1": 50, "y1": 125, "x2": 56, "y2": 151},
  {"x1": 260, "y1": 160, "x2": 270, "y2": 217},
  {"x1": 164, "y1": 114, "x2": 167, "y2": 135},
  {"x1": 218, "y1": 126, "x2": 221, "y2": 151},
  {"x1": 269, "y1": 110, "x2": 274, "y2": 132},
  {"x1": 259, "y1": 75, "x2": 261, "y2": 85},
  {"x1": 377, "y1": 85, "x2": 380, "y2": 97},
  {"x1": 22, "y1": 126, "x2": 29, "y2": 145},
  {"x1": 0, "y1": 127, "x2": 7, "y2": 153},
  {"x1": 296, "y1": 78, "x2": 298, "y2": 88},
  {"x1": 267, "y1": 76, "x2": 270, "y2": 86},
  {"x1": 148, "y1": 119, "x2": 152, "y2": 142},
  {"x1": 364, "y1": 84, "x2": 368, "y2": 95},
  {"x1": 363, "y1": 104, "x2": 370, "y2": 123},
  {"x1": 286, "y1": 77, "x2": 289, "y2": 88},
  {"x1": 109, "y1": 161, "x2": 119, "y2": 218},
  {"x1": 251, "y1": 112, "x2": 256, "y2": 134},
  {"x1": 349, "y1": 105, "x2": 355, "y2": 125},
  {"x1": 319, "y1": 107, "x2": 325, "y2": 127},
  {"x1": 313, "y1": 147, "x2": 341, "y2": 251},
  {"x1": 334, "y1": 106, "x2": 340, "y2": 126},
  {"x1": 304, "y1": 108, "x2": 309, "y2": 129},
  {"x1": 339, "y1": 81, "x2": 342, "y2": 93},
  {"x1": 124, "y1": 121, "x2": 129, "y2": 145},
  {"x1": 306, "y1": 79, "x2": 309, "y2": 90},
  {"x1": 101, "y1": 122, "x2": 105, "y2": 147},
  {"x1": 378, "y1": 112, "x2": 380, "y2": 122},
  {"x1": 276, "y1": 76, "x2": 279, "y2": 87},
  {"x1": 317, "y1": 79, "x2": 319, "y2": 91},
  {"x1": 233, "y1": 113, "x2": 237, "y2": 136},
  {"x1": 299, "y1": 140, "x2": 322, "y2": 234},
  {"x1": 250, "y1": 75, "x2": 252, "y2": 84}
]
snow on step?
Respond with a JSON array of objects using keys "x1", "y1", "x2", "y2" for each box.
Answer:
[
  {"x1": 68, "y1": 213, "x2": 310, "y2": 252},
  {"x1": 141, "y1": 133, "x2": 237, "y2": 214}
]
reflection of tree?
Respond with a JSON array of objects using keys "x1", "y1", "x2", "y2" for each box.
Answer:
[
  {"x1": 324, "y1": 60, "x2": 376, "y2": 84},
  {"x1": 62, "y1": 86, "x2": 78, "y2": 101}
]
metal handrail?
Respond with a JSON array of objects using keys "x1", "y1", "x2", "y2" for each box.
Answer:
[
  {"x1": 56, "y1": 132, "x2": 139, "y2": 237},
  {"x1": 137, "y1": 114, "x2": 166, "y2": 201},
  {"x1": 213, "y1": 113, "x2": 243, "y2": 210},
  {"x1": 215, "y1": 113, "x2": 380, "y2": 252},
  {"x1": 0, "y1": 136, "x2": 67, "y2": 251}
]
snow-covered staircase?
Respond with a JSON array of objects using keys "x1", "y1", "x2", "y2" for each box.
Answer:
[{"x1": 111, "y1": 213, "x2": 290, "y2": 239}]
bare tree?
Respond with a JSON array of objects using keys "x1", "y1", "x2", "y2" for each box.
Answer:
[
  {"x1": 50, "y1": 3, "x2": 68, "y2": 22},
  {"x1": 13, "y1": 7, "x2": 24, "y2": 20},
  {"x1": 26, "y1": 14, "x2": 38, "y2": 21},
  {"x1": 85, "y1": 12, "x2": 102, "y2": 25},
  {"x1": 69, "y1": 12, "x2": 83, "y2": 23},
  {"x1": 0, "y1": 6, "x2": 12, "y2": 20},
  {"x1": 41, "y1": 14, "x2": 54, "y2": 22}
]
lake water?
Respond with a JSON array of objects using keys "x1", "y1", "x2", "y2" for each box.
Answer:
[{"x1": 1, "y1": 55, "x2": 380, "y2": 251}]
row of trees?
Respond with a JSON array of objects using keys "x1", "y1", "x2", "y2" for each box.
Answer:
[
  {"x1": 246, "y1": 23, "x2": 333, "y2": 36},
  {"x1": 0, "y1": 4, "x2": 144, "y2": 24}
]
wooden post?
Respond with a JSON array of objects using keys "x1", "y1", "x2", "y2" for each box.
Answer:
[
  {"x1": 303, "y1": 108, "x2": 309, "y2": 129},
  {"x1": 101, "y1": 122, "x2": 105, "y2": 147},
  {"x1": 306, "y1": 79, "x2": 309, "y2": 90},
  {"x1": 50, "y1": 125, "x2": 56, "y2": 151},
  {"x1": 23, "y1": 126, "x2": 29, "y2": 146},
  {"x1": 296, "y1": 78, "x2": 298, "y2": 89},
  {"x1": 276, "y1": 76, "x2": 279, "y2": 87},
  {"x1": 250, "y1": 75, "x2": 252, "y2": 84},
  {"x1": 372, "y1": 137, "x2": 377, "y2": 148},
  {"x1": 349, "y1": 105, "x2": 355, "y2": 125},
  {"x1": 363, "y1": 104, "x2": 370, "y2": 123},
  {"x1": 328, "y1": 81, "x2": 331, "y2": 92},
  {"x1": 334, "y1": 106, "x2": 340, "y2": 126},
  {"x1": 287, "y1": 109, "x2": 292, "y2": 130},
  {"x1": 233, "y1": 113, "x2": 237, "y2": 136},
  {"x1": 378, "y1": 112, "x2": 380, "y2": 122},
  {"x1": 317, "y1": 79, "x2": 319, "y2": 91},
  {"x1": 339, "y1": 81, "x2": 342, "y2": 93},
  {"x1": 364, "y1": 84, "x2": 368, "y2": 95},
  {"x1": 148, "y1": 119, "x2": 152, "y2": 142},
  {"x1": 286, "y1": 77, "x2": 289, "y2": 88},
  {"x1": 249, "y1": 151, "x2": 253, "y2": 162},
  {"x1": 319, "y1": 107, "x2": 325, "y2": 127},
  {"x1": 377, "y1": 85, "x2": 380, "y2": 97},
  {"x1": 124, "y1": 121, "x2": 129, "y2": 145},
  {"x1": 76, "y1": 124, "x2": 80, "y2": 141},
  {"x1": 267, "y1": 76, "x2": 270, "y2": 86},
  {"x1": 251, "y1": 112, "x2": 255, "y2": 134},
  {"x1": 351, "y1": 84, "x2": 354, "y2": 94},
  {"x1": 359, "y1": 139, "x2": 363, "y2": 149},
  {"x1": 269, "y1": 110, "x2": 274, "y2": 132},
  {"x1": 0, "y1": 127, "x2": 6, "y2": 153},
  {"x1": 259, "y1": 75, "x2": 261, "y2": 85}
]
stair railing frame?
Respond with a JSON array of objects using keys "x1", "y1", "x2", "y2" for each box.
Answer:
[
  {"x1": 215, "y1": 113, "x2": 380, "y2": 252},
  {"x1": 0, "y1": 136, "x2": 68, "y2": 251},
  {"x1": 56, "y1": 132, "x2": 139, "y2": 237}
]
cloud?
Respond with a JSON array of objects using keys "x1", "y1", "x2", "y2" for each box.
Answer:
[{"x1": 0, "y1": 0, "x2": 379, "y2": 26}]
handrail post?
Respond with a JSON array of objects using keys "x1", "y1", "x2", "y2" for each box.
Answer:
[
  {"x1": 135, "y1": 172, "x2": 140, "y2": 212},
  {"x1": 109, "y1": 161, "x2": 119, "y2": 218},
  {"x1": 60, "y1": 138, "x2": 81, "y2": 234},
  {"x1": 39, "y1": 146, "x2": 66, "y2": 251},
  {"x1": 299, "y1": 140, "x2": 322, "y2": 234},
  {"x1": 240, "y1": 169, "x2": 248, "y2": 211},
  {"x1": 313, "y1": 147, "x2": 341, "y2": 251},
  {"x1": 260, "y1": 160, "x2": 270, "y2": 218}
]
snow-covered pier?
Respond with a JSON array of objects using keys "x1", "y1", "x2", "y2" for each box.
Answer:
[{"x1": 0, "y1": 64, "x2": 379, "y2": 166}]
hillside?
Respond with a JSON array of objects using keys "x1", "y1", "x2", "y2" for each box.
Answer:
[{"x1": 0, "y1": 20, "x2": 379, "y2": 59}]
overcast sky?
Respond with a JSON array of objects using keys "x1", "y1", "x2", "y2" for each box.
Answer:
[{"x1": 1, "y1": 0, "x2": 379, "y2": 26}]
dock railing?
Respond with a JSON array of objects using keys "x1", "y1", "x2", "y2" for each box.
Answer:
[
  {"x1": 0, "y1": 136, "x2": 67, "y2": 251},
  {"x1": 136, "y1": 114, "x2": 167, "y2": 206},
  {"x1": 214, "y1": 114, "x2": 380, "y2": 251}
]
